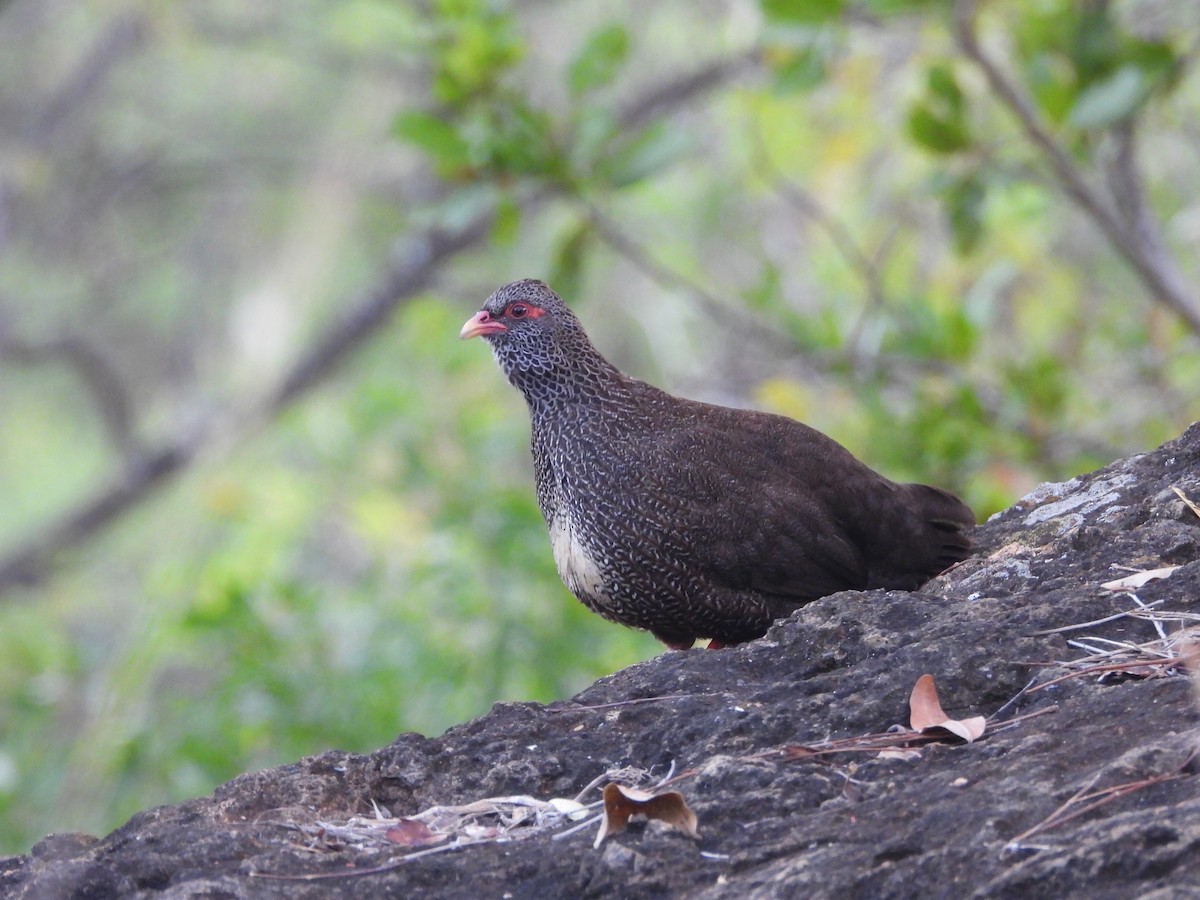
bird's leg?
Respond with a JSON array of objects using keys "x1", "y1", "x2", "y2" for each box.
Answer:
[{"x1": 706, "y1": 639, "x2": 727, "y2": 650}]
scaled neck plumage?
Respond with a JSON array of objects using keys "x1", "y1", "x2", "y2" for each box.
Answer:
[{"x1": 491, "y1": 335, "x2": 624, "y2": 414}]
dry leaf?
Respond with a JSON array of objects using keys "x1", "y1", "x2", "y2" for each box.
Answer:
[
  {"x1": 909, "y1": 674, "x2": 986, "y2": 742},
  {"x1": 876, "y1": 747, "x2": 923, "y2": 761},
  {"x1": 593, "y1": 783, "x2": 700, "y2": 848},
  {"x1": 1101, "y1": 565, "x2": 1180, "y2": 592},
  {"x1": 384, "y1": 818, "x2": 446, "y2": 847}
]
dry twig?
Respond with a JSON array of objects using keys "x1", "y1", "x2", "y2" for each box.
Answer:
[{"x1": 1005, "y1": 752, "x2": 1194, "y2": 852}]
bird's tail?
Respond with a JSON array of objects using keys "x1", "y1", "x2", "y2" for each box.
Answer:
[
  {"x1": 865, "y1": 482, "x2": 975, "y2": 590},
  {"x1": 908, "y1": 482, "x2": 975, "y2": 568}
]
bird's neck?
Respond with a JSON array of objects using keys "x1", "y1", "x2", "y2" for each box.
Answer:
[{"x1": 498, "y1": 343, "x2": 625, "y2": 414}]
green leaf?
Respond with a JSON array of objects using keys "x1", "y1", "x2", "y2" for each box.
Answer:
[
  {"x1": 743, "y1": 260, "x2": 783, "y2": 313},
  {"x1": 860, "y1": 0, "x2": 943, "y2": 12},
  {"x1": 433, "y1": 9, "x2": 524, "y2": 105},
  {"x1": 1025, "y1": 53, "x2": 1077, "y2": 124},
  {"x1": 1068, "y1": 65, "x2": 1145, "y2": 129},
  {"x1": 761, "y1": 0, "x2": 845, "y2": 24},
  {"x1": 907, "y1": 62, "x2": 972, "y2": 154},
  {"x1": 770, "y1": 47, "x2": 828, "y2": 93},
  {"x1": 945, "y1": 174, "x2": 986, "y2": 255},
  {"x1": 927, "y1": 64, "x2": 964, "y2": 116},
  {"x1": 393, "y1": 110, "x2": 470, "y2": 171},
  {"x1": 569, "y1": 24, "x2": 629, "y2": 96},
  {"x1": 1126, "y1": 40, "x2": 1180, "y2": 86},
  {"x1": 906, "y1": 104, "x2": 969, "y2": 154},
  {"x1": 466, "y1": 98, "x2": 561, "y2": 178},
  {"x1": 596, "y1": 122, "x2": 692, "y2": 188}
]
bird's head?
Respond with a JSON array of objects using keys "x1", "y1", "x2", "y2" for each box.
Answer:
[{"x1": 460, "y1": 279, "x2": 605, "y2": 400}]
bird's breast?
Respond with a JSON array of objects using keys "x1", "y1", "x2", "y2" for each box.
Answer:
[{"x1": 549, "y1": 510, "x2": 607, "y2": 603}]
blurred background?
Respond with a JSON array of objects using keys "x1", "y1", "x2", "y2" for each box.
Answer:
[{"x1": 1, "y1": 0, "x2": 1198, "y2": 855}]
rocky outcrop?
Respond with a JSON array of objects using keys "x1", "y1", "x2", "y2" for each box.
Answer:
[{"x1": 5, "y1": 424, "x2": 1200, "y2": 899}]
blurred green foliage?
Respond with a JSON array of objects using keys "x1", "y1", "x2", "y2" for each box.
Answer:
[{"x1": 1, "y1": 0, "x2": 1198, "y2": 855}]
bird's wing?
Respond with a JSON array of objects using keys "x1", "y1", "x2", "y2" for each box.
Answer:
[{"x1": 601, "y1": 397, "x2": 872, "y2": 603}]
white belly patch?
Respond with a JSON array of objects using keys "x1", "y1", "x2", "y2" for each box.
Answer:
[{"x1": 549, "y1": 512, "x2": 607, "y2": 601}]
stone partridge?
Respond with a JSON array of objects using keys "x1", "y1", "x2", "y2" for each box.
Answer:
[{"x1": 461, "y1": 279, "x2": 975, "y2": 649}]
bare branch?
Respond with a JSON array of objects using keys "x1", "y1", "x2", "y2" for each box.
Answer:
[
  {"x1": 26, "y1": 12, "x2": 147, "y2": 149},
  {"x1": 0, "y1": 13, "x2": 145, "y2": 257},
  {"x1": 750, "y1": 134, "x2": 895, "y2": 363},
  {"x1": 616, "y1": 48, "x2": 760, "y2": 133},
  {"x1": 582, "y1": 200, "x2": 798, "y2": 354},
  {"x1": 266, "y1": 219, "x2": 499, "y2": 416},
  {"x1": 952, "y1": 0, "x2": 1200, "y2": 336},
  {"x1": 1107, "y1": 122, "x2": 1196, "y2": 313},
  {"x1": 0, "y1": 318, "x2": 139, "y2": 456}
]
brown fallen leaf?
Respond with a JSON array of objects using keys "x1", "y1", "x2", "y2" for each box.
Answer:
[
  {"x1": 1101, "y1": 565, "x2": 1181, "y2": 592},
  {"x1": 593, "y1": 783, "x2": 700, "y2": 848},
  {"x1": 909, "y1": 674, "x2": 986, "y2": 742},
  {"x1": 384, "y1": 818, "x2": 446, "y2": 847}
]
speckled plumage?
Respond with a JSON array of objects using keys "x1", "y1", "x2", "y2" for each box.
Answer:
[{"x1": 461, "y1": 279, "x2": 975, "y2": 648}]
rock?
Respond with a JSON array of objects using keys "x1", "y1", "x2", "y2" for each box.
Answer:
[{"x1": 5, "y1": 423, "x2": 1200, "y2": 899}]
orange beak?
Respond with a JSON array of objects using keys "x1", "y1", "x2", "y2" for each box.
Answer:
[{"x1": 459, "y1": 310, "x2": 508, "y2": 340}]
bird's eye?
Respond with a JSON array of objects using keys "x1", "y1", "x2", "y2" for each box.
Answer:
[{"x1": 510, "y1": 303, "x2": 528, "y2": 318}]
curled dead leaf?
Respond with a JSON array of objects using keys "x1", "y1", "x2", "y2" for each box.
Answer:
[
  {"x1": 909, "y1": 674, "x2": 986, "y2": 742},
  {"x1": 1101, "y1": 565, "x2": 1180, "y2": 592},
  {"x1": 593, "y1": 783, "x2": 700, "y2": 848}
]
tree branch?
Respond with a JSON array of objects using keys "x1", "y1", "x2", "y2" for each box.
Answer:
[
  {"x1": 26, "y1": 12, "x2": 146, "y2": 149},
  {"x1": 952, "y1": 0, "x2": 1200, "y2": 336},
  {"x1": 617, "y1": 48, "x2": 759, "y2": 133},
  {"x1": 1107, "y1": 122, "x2": 1195, "y2": 315},
  {"x1": 0, "y1": 320, "x2": 139, "y2": 456},
  {"x1": 750, "y1": 133, "x2": 896, "y2": 365}
]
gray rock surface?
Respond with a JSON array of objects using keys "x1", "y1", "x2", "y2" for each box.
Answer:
[{"x1": 5, "y1": 423, "x2": 1200, "y2": 899}]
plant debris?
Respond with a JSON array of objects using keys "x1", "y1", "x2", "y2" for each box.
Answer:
[
  {"x1": 1028, "y1": 622, "x2": 1200, "y2": 694},
  {"x1": 1101, "y1": 566, "x2": 1181, "y2": 592},
  {"x1": 908, "y1": 674, "x2": 986, "y2": 742},
  {"x1": 1004, "y1": 750, "x2": 1195, "y2": 853},
  {"x1": 593, "y1": 783, "x2": 699, "y2": 848},
  {"x1": 259, "y1": 791, "x2": 604, "y2": 877}
]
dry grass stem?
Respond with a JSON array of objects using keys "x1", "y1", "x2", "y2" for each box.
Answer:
[
  {"x1": 1005, "y1": 752, "x2": 1194, "y2": 851},
  {"x1": 1028, "y1": 601, "x2": 1199, "y2": 694},
  {"x1": 1028, "y1": 622, "x2": 1200, "y2": 694},
  {"x1": 1031, "y1": 600, "x2": 1166, "y2": 635},
  {"x1": 1172, "y1": 486, "x2": 1200, "y2": 519}
]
